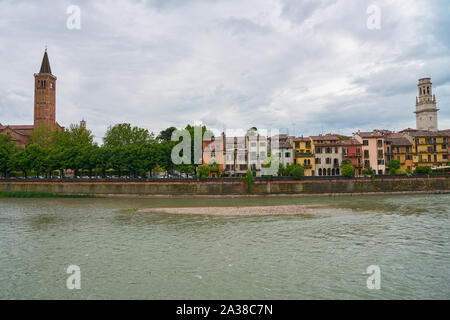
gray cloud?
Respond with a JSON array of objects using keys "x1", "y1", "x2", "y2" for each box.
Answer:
[{"x1": 0, "y1": 0, "x2": 448, "y2": 143}]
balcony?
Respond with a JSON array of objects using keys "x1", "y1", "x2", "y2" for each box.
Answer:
[
  {"x1": 296, "y1": 152, "x2": 313, "y2": 158},
  {"x1": 303, "y1": 164, "x2": 312, "y2": 169}
]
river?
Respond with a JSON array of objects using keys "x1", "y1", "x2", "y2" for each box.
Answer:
[{"x1": 0, "y1": 194, "x2": 449, "y2": 299}]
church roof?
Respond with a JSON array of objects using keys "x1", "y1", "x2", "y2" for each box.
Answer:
[{"x1": 39, "y1": 50, "x2": 52, "y2": 74}]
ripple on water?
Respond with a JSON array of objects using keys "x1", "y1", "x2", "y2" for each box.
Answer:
[{"x1": 0, "y1": 195, "x2": 449, "y2": 299}]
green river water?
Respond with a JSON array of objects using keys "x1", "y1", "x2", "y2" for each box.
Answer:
[{"x1": 0, "y1": 194, "x2": 449, "y2": 299}]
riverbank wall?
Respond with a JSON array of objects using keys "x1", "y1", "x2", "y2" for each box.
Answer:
[{"x1": 0, "y1": 177, "x2": 449, "y2": 197}]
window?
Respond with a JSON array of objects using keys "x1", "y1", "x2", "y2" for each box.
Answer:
[
  {"x1": 285, "y1": 152, "x2": 290, "y2": 158},
  {"x1": 364, "y1": 150, "x2": 369, "y2": 158},
  {"x1": 326, "y1": 158, "x2": 331, "y2": 164},
  {"x1": 377, "y1": 140, "x2": 383, "y2": 147},
  {"x1": 251, "y1": 142, "x2": 256, "y2": 147},
  {"x1": 326, "y1": 147, "x2": 332, "y2": 153},
  {"x1": 316, "y1": 147, "x2": 322, "y2": 153},
  {"x1": 315, "y1": 158, "x2": 321, "y2": 164},
  {"x1": 343, "y1": 148, "x2": 348, "y2": 155},
  {"x1": 335, "y1": 147, "x2": 338, "y2": 153},
  {"x1": 260, "y1": 151, "x2": 266, "y2": 158},
  {"x1": 260, "y1": 142, "x2": 266, "y2": 147},
  {"x1": 363, "y1": 140, "x2": 368, "y2": 146},
  {"x1": 50, "y1": 82, "x2": 53, "y2": 89}
]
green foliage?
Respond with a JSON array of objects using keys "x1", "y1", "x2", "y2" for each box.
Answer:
[
  {"x1": 341, "y1": 158, "x2": 352, "y2": 166},
  {"x1": 280, "y1": 163, "x2": 305, "y2": 179},
  {"x1": 414, "y1": 166, "x2": 431, "y2": 174},
  {"x1": 388, "y1": 159, "x2": 401, "y2": 175},
  {"x1": 241, "y1": 170, "x2": 255, "y2": 193},
  {"x1": 157, "y1": 127, "x2": 177, "y2": 142},
  {"x1": 362, "y1": 168, "x2": 373, "y2": 176},
  {"x1": 196, "y1": 165, "x2": 211, "y2": 180},
  {"x1": 341, "y1": 164, "x2": 355, "y2": 177},
  {"x1": 0, "y1": 135, "x2": 19, "y2": 177},
  {"x1": 103, "y1": 123, "x2": 152, "y2": 148}
]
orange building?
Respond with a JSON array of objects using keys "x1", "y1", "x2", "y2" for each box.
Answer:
[{"x1": 202, "y1": 134, "x2": 225, "y2": 178}]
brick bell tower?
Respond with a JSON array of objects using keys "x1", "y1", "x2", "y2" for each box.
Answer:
[{"x1": 34, "y1": 49, "x2": 57, "y2": 129}]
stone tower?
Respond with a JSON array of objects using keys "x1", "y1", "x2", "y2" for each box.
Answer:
[
  {"x1": 415, "y1": 77, "x2": 439, "y2": 131},
  {"x1": 34, "y1": 49, "x2": 57, "y2": 129}
]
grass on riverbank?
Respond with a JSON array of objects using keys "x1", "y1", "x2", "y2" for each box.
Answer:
[{"x1": 0, "y1": 192, "x2": 97, "y2": 198}]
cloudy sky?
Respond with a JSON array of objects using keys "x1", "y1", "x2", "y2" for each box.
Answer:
[{"x1": 0, "y1": 0, "x2": 449, "y2": 142}]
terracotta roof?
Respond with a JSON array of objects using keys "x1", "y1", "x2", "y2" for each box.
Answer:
[
  {"x1": 355, "y1": 131, "x2": 384, "y2": 138},
  {"x1": 340, "y1": 139, "x2": 362, "y2": 146},
  {"x1": 291, "y1": 137, "x2": 310, "y2": 142},
  {"x1": 386, "y1": 137, "x2": 411, "y2": 146},
  {"x1": 310, "y1": 135, "x2": 339, "y2": 141},
  {"x1": 406, "y1": 130, "x2": 450, "y2": 137}
]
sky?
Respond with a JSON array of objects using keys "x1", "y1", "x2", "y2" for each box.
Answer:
[{"x1": 0, "y1": 0, "x2": 449, "y2": 143}]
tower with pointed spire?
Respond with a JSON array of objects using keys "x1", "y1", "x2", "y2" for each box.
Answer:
[
  {"x1": 415, "y1": 77, "x2": 439, "y2": 131},
  {"x1": 34, "y1": 49, "x2": 57, "y2": 129}
]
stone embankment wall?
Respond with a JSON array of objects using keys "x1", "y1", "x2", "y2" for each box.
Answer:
[{"x1": 0, "y1": 177, "x2": 448, "y2": 196}]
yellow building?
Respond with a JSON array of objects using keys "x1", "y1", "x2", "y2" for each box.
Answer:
[
  {"x1": 292, "y1": 137, "x2": 315, "y2": 176},
  {"x1": 386, "y1": 134, "x2": 414, "y2": 171},
  {"x1": 402, "y1": 130, "x2": 449, "y2": 168}
]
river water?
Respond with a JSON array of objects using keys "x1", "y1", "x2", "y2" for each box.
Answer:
[{"x1": 0, "y1": 194, "x2": 449, "y2": 299}]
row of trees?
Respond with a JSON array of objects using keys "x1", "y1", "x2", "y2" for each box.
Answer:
[{"x1": 0, "y1": 123, "x2": 204, "y2": 178}]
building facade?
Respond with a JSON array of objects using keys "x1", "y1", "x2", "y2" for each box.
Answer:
[
  {"x1": 402, "y1": 129, "x2": 449, "y2": 168},
  {"x1": 292, "y1": 137, "x2": 315, "y2": 176},
  {"x1": 312, "y1": 135, "x2": 342, "y2": 176},
  {"x1": 354, "y1": 130, "x2": 388, "y2": 174},
  {"x1": 385, "y1": 133, "x2": 414, "y2": 172},
  {"x1": 340, "y1": 139, "x2": 363, "y2": 175}
]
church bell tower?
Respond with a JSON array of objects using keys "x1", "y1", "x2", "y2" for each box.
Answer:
[
  {"x1": 34, "y1": 49, "x2": 57, "y2": 129},
  {"x1": 415, "y1": 77, "x2": 439, "y2": 131}
]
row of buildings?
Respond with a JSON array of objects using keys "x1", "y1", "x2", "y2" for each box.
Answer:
[
  {"x1": 202, "y1": 129, "x2": 450, "y2": 177},
  {"x1": 202, "y1": 77, "x2": 448, "y2": 177}
]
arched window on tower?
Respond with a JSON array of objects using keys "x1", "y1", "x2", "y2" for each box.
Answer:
[
  {"x1": 37, "y1": 80, "x2": 41, "y2": 88},
  {"x1": 427, "y1": 87, "x2": 430, "y2": 94}
]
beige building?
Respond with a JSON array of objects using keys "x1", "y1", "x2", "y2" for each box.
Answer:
[{"x1": 415, "y1": 78, "x2": 439, "y2": 131}]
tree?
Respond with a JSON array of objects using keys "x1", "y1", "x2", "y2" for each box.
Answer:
[
  {"x1": 196, "y1": 165, "x2": 210, "y2": 180},
  {"x1": 414, "y1": 166, "x2": 431, "y2": 174},
  {"x1": 103, "y1": 123, "x2": 151, "y2": 148},
  {"x1": 0, "y1": 135, "x2": 19, "y2": 177},
  {"x1": 388, "y1": 159, "x2": 401, "y2": 175},
  {"x1": 291, "y1": 164, "x2": 305, "y2": 180},
  {"x1": 157, "y1": 126, "x2": 177, "y2": 142},
  {"x1": 54, "y1": 123, "x2": 95, "y2": 148},
  {"x1": 341, "y1": 163, "x2": 355, "y2": 178},
  {"x1": 241, "y1": 170, "x2": 255, "y2": 193},
  {"x1": 22, "y1": 144, "x2": 48, "y2": 177},
  {"x1": 30, "y1": 124, "x2": 56, "y2": 149}
]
